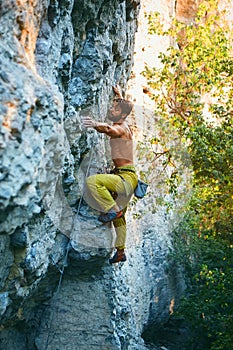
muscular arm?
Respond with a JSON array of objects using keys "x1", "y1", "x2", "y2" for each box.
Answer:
[
  {"x1": 82, "y1": 116, "x2": 125, "y2": 137},
  {"x1": 94, "y1": 122, "x2": 125, "y2": 137}
]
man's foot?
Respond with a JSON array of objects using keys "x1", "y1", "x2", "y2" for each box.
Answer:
[
  {"x1": 109, "y1": 249, "x2": 127, "y2": 264},
  {"x1": 98, "y1": 210, "x2": 123, "y2": 223}
]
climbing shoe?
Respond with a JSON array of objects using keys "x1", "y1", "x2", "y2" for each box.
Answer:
[
  {"x1": 98, "y1": 210, "x2": 123, "y2": 223},
  {"x1": 109, "y1": 249, "x2": 127, "y2": 264}
]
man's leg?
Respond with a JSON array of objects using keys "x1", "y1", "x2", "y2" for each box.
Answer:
[
  {"x1": 112, "y1": 207, "x2": 127, "y2": 250},
  {"x1": 85, "y1": 171, "x2": 135, "y2": 263},
  {"x1": 109, "y1": 207, "x2": 128, "y2": 264},
  {"x1": 85, "y1": 173, "x2": 126, "y2": 213}
]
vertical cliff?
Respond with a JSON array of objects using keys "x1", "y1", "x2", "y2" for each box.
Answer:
[{"x1": 0, "y1": 0, "x2": 190, "y2": 349}]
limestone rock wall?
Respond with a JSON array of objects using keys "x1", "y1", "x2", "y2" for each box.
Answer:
[
  {"x1": 175, "y1": 0, "x2": 201, "y2": 22},
  {"x1": 0, "y1": 0, "x2": 191, "y2": 349}
]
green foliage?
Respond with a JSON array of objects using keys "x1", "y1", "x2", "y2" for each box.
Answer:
[
  {"x1": 144, "y1": 0, "x2": 233, "y2": 233},
  {"x1": 172, "y1": 217, "x2": 233, "y2": 349},
  {"x1": 144, "y1": 0, "x2": 233, "y2": 348}
]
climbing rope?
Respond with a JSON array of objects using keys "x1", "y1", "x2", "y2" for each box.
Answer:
[
  {"x1": 76, "y1": 147, "x2": 94, "y2": 215},
  {"x1": 43, "y1": 146, "x2": 94, "y2": 350},
  {"x1": 44, "y1": 240, "x2": 71, "y2": 350}
]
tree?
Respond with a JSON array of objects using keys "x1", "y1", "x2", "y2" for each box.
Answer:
[{"x1": 144, "y1": 0, "x2": 233, "y2": 348}]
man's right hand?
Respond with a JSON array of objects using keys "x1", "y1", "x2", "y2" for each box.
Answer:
[{"x1": 81, "y1": 116, "x2": 97, "y2": 128}]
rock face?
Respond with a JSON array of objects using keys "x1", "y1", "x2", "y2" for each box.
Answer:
[
  {"x1": 175, "y1": 0, "x2": 201, "y2": 22},
  {"x1": 0, "y1": 0, "x2": 189, "y2": 349}
]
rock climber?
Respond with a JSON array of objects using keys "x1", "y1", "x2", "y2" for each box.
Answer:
[{"x1": 82, "y1": 86, "x2": 138, "y2": 264}]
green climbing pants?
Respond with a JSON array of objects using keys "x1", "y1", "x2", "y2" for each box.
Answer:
[{"x1": 85, "y1": 166, "x2": 138, "y2": 250}]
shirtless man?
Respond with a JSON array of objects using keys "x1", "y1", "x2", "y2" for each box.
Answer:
[{"x1": 82, "y1": 87, "x2": 138, "y2": 263}]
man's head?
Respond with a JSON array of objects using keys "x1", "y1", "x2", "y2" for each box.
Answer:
[{"x1": 108, "y1": 98, "x2": 133, "y2": 122}]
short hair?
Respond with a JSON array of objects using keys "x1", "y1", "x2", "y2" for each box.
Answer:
[{"x1": 114, "y1": 98, "x2": 133, "y2": 117}]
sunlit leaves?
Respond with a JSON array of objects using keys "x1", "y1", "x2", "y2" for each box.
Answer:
[
  {"x1": 144, "y1": 0, "x2": 233, "y2": 134},
  {"x1": 144, "y1": 0, "x2": 233, "y2": 348},
  {"x1": 144, "y1": 0, "x2": 233, "y2": 235}
]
